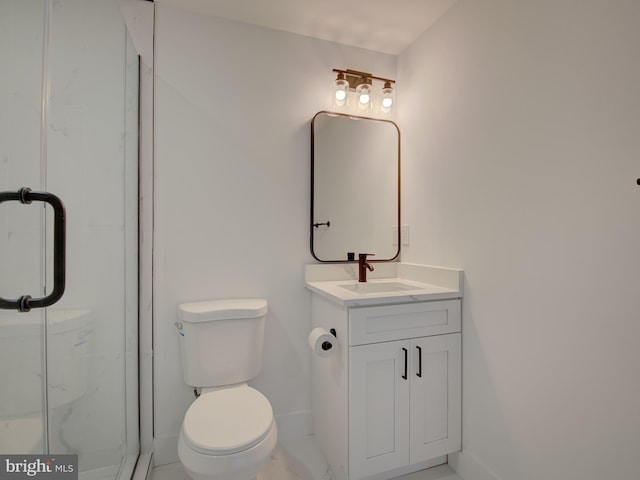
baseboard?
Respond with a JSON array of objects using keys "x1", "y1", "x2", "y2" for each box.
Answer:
[
  {"x1": 152, "y1": 410, "x2": 312, "y2": 466},
  {"x1": 449, "y1": 451, "x2": 502, "y2": 480}
]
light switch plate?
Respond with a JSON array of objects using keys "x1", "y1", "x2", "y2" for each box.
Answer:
[
  {"x1": 401, "y1": 224, "x2": 410, "y2": 245},
  {"x1": 393, "y1": 225, "x2": 410, "y2": 245}
]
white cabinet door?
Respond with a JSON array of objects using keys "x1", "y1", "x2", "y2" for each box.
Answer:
[
  {"x1": 409, "y1": 333, "x2": 461, "y2": 463},
  {"x1": 349, "y1": 340, "x2": 410, "y2": 479}
]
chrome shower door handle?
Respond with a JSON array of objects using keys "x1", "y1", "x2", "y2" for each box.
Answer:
[{"x1": 0, "y1": 187, "x2": 66, "y2": 312}]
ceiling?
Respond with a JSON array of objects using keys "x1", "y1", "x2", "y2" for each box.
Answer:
[{"x1": 154, "y1": 0, "x2": 458, "y2": 55}]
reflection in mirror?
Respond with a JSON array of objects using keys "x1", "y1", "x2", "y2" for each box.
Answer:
[{"x1": 311, "y1": 111, "x2": 400, "y2": 262}]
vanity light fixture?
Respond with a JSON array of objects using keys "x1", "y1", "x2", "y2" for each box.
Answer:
[{"x1": 331, "y1": 68, "x2": 396, "y2": 114}]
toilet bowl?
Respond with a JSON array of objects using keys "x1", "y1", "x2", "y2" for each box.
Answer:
[
  {"x1": 176, "y1": 299, "x2": 277, "y2": 480},
  {"x1": 178, "y1": 385, "x2": 277, "y2": 480}
]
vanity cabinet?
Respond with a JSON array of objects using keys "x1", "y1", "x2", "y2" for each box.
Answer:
[
  {"x1": 350, "y1": 333, "x2": 461, "y2": 478},
  {"x1": 310, "y1": 295, "x2": 462, "y2": 480}
]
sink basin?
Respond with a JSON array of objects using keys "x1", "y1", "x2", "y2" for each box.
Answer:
[{"x1": 338, "y1": 281, "x2": 418, "y2": 294}]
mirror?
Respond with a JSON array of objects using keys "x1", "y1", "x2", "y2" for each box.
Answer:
[{"x1": 310, "y1": 111, "x2": 400, "y2": 262}]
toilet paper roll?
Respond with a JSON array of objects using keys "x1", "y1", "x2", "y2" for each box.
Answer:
[{"x1": 308, "y1": 327, "x2": 336, "y2": 357}]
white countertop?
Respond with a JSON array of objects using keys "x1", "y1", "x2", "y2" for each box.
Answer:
[{"x1": 305, "y1": 263, "x2": 463, "y2": 307}]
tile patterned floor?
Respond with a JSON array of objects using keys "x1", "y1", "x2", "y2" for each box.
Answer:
[{"x1": 151, "y1": 436, "x2": 462, "y2": 480}]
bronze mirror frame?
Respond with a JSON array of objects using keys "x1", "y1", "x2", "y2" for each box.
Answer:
[{"x1": 310, "y1": 110, "x2": 401, "y2": 263}]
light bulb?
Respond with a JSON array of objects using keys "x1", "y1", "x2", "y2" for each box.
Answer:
[
  {"x1": 356, "y1": 83, "x2": 372, "y2": 112},
  {"x1": 380, "y1": 82, "x2": 394, "y2": 114},
  {"x1": 333, "y1": 73, "x2": 349, "y2": 109}
]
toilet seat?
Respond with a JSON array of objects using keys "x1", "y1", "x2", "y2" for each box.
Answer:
[{"x1": 181, "y1": 385, "x2": 274, "y2": 456}]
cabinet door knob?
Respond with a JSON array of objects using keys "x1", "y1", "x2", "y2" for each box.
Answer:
[
  {"x1": 402, "y1": 347, "x2": 408, "y2": 380},
  {"x1": 416, "y1": 345, "x2": 422, "y2": 378}
]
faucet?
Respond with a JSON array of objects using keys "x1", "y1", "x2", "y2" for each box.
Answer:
[{"x1": 358, "y1": 253, "x2": 375, "y2": 282}]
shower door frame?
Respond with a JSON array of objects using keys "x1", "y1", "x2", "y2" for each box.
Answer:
[{"x1": 127, "y1": 0, "x2": 155, "y2": 477}]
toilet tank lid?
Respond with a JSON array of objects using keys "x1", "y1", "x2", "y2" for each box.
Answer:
[{"x1": 179, "y1": 299, "x2": 267, "y2": 323}]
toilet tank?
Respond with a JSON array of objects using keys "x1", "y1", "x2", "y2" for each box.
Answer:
[{"x1": 177, "y1": 299, "x2": 268, "y2": 388}]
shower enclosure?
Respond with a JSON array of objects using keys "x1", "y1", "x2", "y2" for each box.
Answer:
[{"x1": 0, "y1": 1, "x2": 140, "y2": 478}]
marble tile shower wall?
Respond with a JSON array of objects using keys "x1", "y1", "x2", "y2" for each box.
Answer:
[
  {"x1": 0, "y1": 1, "x2": 45, "y2": 299},
  {"x1": 0, "y1": 1, "x2": 48, "y2": 456}
]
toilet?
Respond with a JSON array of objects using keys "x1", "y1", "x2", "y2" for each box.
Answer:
[{"x1": 176, "y1": 299, "x2": 278, "y2": 480}]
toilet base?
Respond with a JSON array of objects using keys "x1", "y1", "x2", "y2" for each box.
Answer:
[{"x1": 178, "y1": 420, "x2": 277, "y2": 480}]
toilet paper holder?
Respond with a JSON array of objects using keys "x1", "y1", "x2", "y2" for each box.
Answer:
[{"x1": 322, "y1": 328, "x2": 337, "y2": 351}]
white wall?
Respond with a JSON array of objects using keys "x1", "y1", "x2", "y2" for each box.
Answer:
[
  {"x1": 398, "y1": 1, "x2": 640, "y2": 479},
  {"x1": 153, "y1": 6, "x2": 396, "y2": 464}
]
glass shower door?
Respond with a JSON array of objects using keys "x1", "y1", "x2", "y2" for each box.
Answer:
[{"x1": 0, "y1": 1, "x2": 139, "y2": 478}]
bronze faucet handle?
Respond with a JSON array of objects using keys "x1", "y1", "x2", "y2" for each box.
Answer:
[{"x1": 357, "y1": 253, "x2": 375, "y2": 282}]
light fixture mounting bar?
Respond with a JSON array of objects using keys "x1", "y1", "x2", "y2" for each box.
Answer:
[{"x1": 333, "y1": 68, "x2": 395, "y2": 90}]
